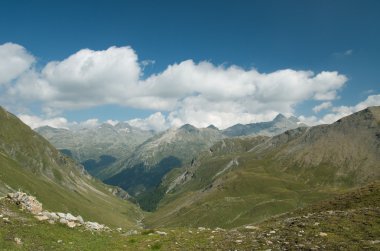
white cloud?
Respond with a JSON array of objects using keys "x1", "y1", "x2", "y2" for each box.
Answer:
[
  {"x1": 105, "y1": 119, "x2": 119, "y2": 126},
  {"x1": 320, "y1": 94, "x2": 380, "y2": 124},
  {"x1": 313, "y1": 101, "x2": 332, "y2": 113},
  {"x1": 299, "y1": 94, "x2": 380, "y2": 125},
  {"x1": 1, "y1": 43, "x2": 350, "y2": 129},
  {"x1": 78, "y1": 118, "x2": 100, "y2": 128},
  {"x1": 0, "y1": 43, "x2": 35, "y2": 85},
  {"x1": 8, "y1": 46, "x2": 141, "y2": 109},
  {"x1": 127, "y1": 112, "x2": 168, "y2": 131},
  {"x1": 18, "y1": 114, "x2": 69, "y2": 129}
]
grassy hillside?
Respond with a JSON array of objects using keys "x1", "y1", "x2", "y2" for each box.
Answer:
[
  {"x1": 1, "y1": 181, "x2": 378, "y2": 250},
  {"x1": 145, "y1": 107, "x2": 380, "y2": 228},
  {"x1": 0, "y1": 107, "x2": 142, "y2": 228}
]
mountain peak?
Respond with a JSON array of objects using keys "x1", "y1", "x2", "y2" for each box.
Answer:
[
  {"x1": 207, "y1": 124, "x2": 219, "y2": 130},
  {"x1": 114, "y1": 122, "x2": 132, "y2": 129},
  {"x1": 179, "y1": 124, "x2": 198, "y2": 132},
  {"x1": 273, "y1": 113, "x2": 287, "y2": 122}
]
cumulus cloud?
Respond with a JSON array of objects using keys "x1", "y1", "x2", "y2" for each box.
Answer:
[
  {"x1": 18, "y1": 114, "x2": 69, "y2": 129},
  {"x1": 320, "y1": 94, "x2": 380, "y2": 124},
  {"x1": 127, "y1": 112, "x2": 168, "y2": 131},
  {"x1": 0, "y1": 43, "x2": 35, "y2": 85},
  {"x1": 7, "y1": 46, "x2": 140, "y2": 109},
  {"x1": 105, "y1": 119, "x2": 119, "y2": 126},
  {"x1": 313, "y1": 101, "x2": 332, "y2": 113},
  {"x1": 299, "y1": 94, "x2": 380, "y2": 125},
  {"x1": 1, "y1": 43, "x2": 350, "y2": 129}
]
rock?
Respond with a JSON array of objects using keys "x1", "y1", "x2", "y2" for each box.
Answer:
[
  {"x1": 35, "y1": 215, "x2": 49, "y2": 221},
  {"x1": 67, "y1": 221, "x2": 76, "y2": 228},
  {"x1": 3, "y1": 217, "x2": 10, "y2": 223},
  {"x1": 57, "y1": 240, "x2": 63, "y2": 243},
  {"x1": 85, "y1": 221, "x2": 104, "y2": 231},
  {"x1": 245, "y1": 225, "x2": 259, "y2": 230},
  {"x1": 198, "y1": 227, "x2": 206, "y2": 231},
  {"x1": 0, "y1": 214, "x2": 3, "y2": 218},
  {"x1": 269, "y1": 230, "x2": 276, "y2": 234},
  {"x1": 319, "y1": 232, "x2": 328, "y2": 237},
  {"x1": 155, "y1": 231, "x2": 168, "y2": 236},
  {"x1": 57, "y1": 212, "x2": 66, "y2": 218},
  {"x1": 125, "y1": 230, "x2": 138, "y2": 236},
  {"x1": 14, "y1": 237, "x2": 22, "y2": 245},
  {"x1": 51, "y1": 212, "x2": 59, "y2": 220},
  {"x1": 116, "y1": 228, "x2": 122, "y2": 232},
  {"x1": 76, "y1": 215, "x2": 84, "y2": 224},
  {"x1": 59, "y1": 218, "x2": 68, "y2": 224},
  {"x1": 314, "y1": 222, "x2": 320, "y2": 226},
  {"x1": 235, "y1": 240, "x2": 243, "y2": 244},
  {"x1": 370, "y1": 240, "x2": 380, "y2": 245},
  {"x1": 65, "y1": 213, "x2": 77, "y2": 222},
  {"x1": 7, "y1": 192, "x2": 42, "y2": 214}
]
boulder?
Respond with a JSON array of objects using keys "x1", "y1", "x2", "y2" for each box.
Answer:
[
  {"x1": 59, "y1": 218, "x2": 68, "y2": 224},
  {"x1": 7, "y1": 192, "x2": 42, "y2": 214},
  {"x1": 155, "y1": 231, "x2": 168, "y2": 236},
  {"x1": 67, "y1": 221, "x2": 76, "y2": 228},
  {"x1": 85, "y1": 221, "x2": 105, "y2": 231},
  {"x1": 76, "y1": 215, "x2": 84, "y2": 224},
  {"x1": 35, "y1": 215, "x2": 49, "y2": 221},
  {"x1": 57, "y1": 212, "x2": 66, "y2": 218},
  {"x1": 65, "y1": 213, "x2": 77, "y2": 222}
]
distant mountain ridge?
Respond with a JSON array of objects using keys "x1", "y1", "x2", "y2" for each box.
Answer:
[
  {"x1": 35, "y1": 114, "x2": 307, "y2": 211},
  {"x1": 35, "y1": 122, "x2": 154, "y2": 178},
  {"x1": 222, "y1": 113, "x2": 306, "y2": 137}
]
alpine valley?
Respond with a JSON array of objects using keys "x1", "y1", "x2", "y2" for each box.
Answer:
[{"x1": 1, "y1": 106, "x2": 379, "y2": 250}]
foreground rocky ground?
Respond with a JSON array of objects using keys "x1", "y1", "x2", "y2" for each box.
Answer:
[{"x1": 1, "y1": 182, "x2": 380, "y2": 250}]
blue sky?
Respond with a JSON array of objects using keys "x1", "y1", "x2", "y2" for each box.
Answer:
[{"x1": 0, "y1": 0, "x2": 379, "y2": 130}]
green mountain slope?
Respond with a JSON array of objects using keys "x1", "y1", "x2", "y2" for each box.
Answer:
[
  {"x1": 145, "y1": 106, "x2": 380, "y2": 228},
  {"x1": 1, "y1": 181, "x2": 378, "y2": 250},
  {"x1": 0, "y1": 107, "x2": 142, "y2": 228}
]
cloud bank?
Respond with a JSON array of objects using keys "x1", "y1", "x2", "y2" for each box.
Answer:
[{"x1": 2, "y1": 42, "x2": 375, "y2": 130}]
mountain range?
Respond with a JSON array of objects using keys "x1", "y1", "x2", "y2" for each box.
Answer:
[
  {"x1": 36, "y1": 114, "x2": 305, "y2": 211},
  {"x1": 144, "y1": 106, "x2": 380, "y2": 228},
  {"x1": 0, "y1": 105, "x2": 379, "y2": 249}
]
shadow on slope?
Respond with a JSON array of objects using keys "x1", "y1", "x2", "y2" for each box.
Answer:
[{"x1": 105, "y1": 156, "x2": 182, "y2": 211}]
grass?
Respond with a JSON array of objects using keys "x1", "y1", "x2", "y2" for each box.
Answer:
[
  {"x1": 1, "y1": 182, "x2": 379, "y2": 250},
  {"x1": 0, "y1": 107, "x2": 143, "y2": 229},
  {"x1": 144, "y1": 150, "x2": 345, "y2": 228},
  {"x1": 0, "y1": 153, "x2": 142, "y2": 229}
]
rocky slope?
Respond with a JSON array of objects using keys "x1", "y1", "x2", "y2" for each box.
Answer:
[
  {"x1": 145, "y1": 106, "x2": 380, "y2": 228},
  {"x1": 36, "y1": 122, "x2": 154, "y2": 178},
  {"x1": 222, "y1": 113, "x2": 306, "y2": 137},
  {"x1": 104, "y1": 124, "x2": 224, "y2": 211},
  {"x1": 0, "y1": 106, "x2": 142, "y2": 228}
]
